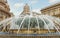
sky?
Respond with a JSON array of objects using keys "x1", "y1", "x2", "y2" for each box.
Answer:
[{"x1": 7, "y1": 0, "x2": 60, "y2": 16}]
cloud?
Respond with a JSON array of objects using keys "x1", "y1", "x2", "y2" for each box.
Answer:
[
  {"x1": 32, "y1": 9, "x2": 41, "y2": 14},
  {"x1": 49, "y1": 0, "x2": 60, "y2": 4},
  {"x1": 31, "y1": 1, "x2": 38, "y2": 4},
  {"x1": 14, "y1": 3, "x2": 24, "y2": 8},
  {"x1": 30, "y1": 0, "x2": 39, "y2": 4}
]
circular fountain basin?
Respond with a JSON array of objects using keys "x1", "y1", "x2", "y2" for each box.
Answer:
[{"x1": 9, "y1": 29, "x2": 58, "y2": 34}]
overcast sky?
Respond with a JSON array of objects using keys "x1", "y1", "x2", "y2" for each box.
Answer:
[{"x1": 7, "y1": 0, "x2": 60, "y2": 16}]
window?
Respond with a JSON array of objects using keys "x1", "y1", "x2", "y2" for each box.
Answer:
[{"x1": 0, "y1": 5, "x2": 5, "y2": 9}]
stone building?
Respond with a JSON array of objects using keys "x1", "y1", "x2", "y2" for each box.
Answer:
[
  {"x1": 41, "y1": 3, "x2": 60, "y2": 18},
  {"x1": 20, "y1": 3, "x2": 30, "y2": 16},
  {"x1": 0, "y1": 0, "x2": 12, "y2": 21},
  {"x1": 20, "y1": 3, "x2": 41, "y2": 16}
]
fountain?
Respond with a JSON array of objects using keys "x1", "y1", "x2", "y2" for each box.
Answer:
[
  {"x1": 0, "y1": 14, "x2": 60, "y2": 36},
  {"x1": 0, "y1": 0, "x2": 60, "y2": 38}
]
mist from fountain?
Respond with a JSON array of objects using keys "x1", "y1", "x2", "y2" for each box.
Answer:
[{"x1": 0, "y1": 14, "x2": 60, "y2": 35}]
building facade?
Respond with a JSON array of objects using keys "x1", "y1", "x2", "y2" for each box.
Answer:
[
  {"x1": 0, "y1": 0, "x2": 12, "y2": 21},
  {"x1": 41, "y1": 3, "x2": 60, "y2": 18}
]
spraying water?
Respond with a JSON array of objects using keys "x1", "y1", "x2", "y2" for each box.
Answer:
[{"x1": 0, "y1": 14, "x2": 60, "y2": 35}]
